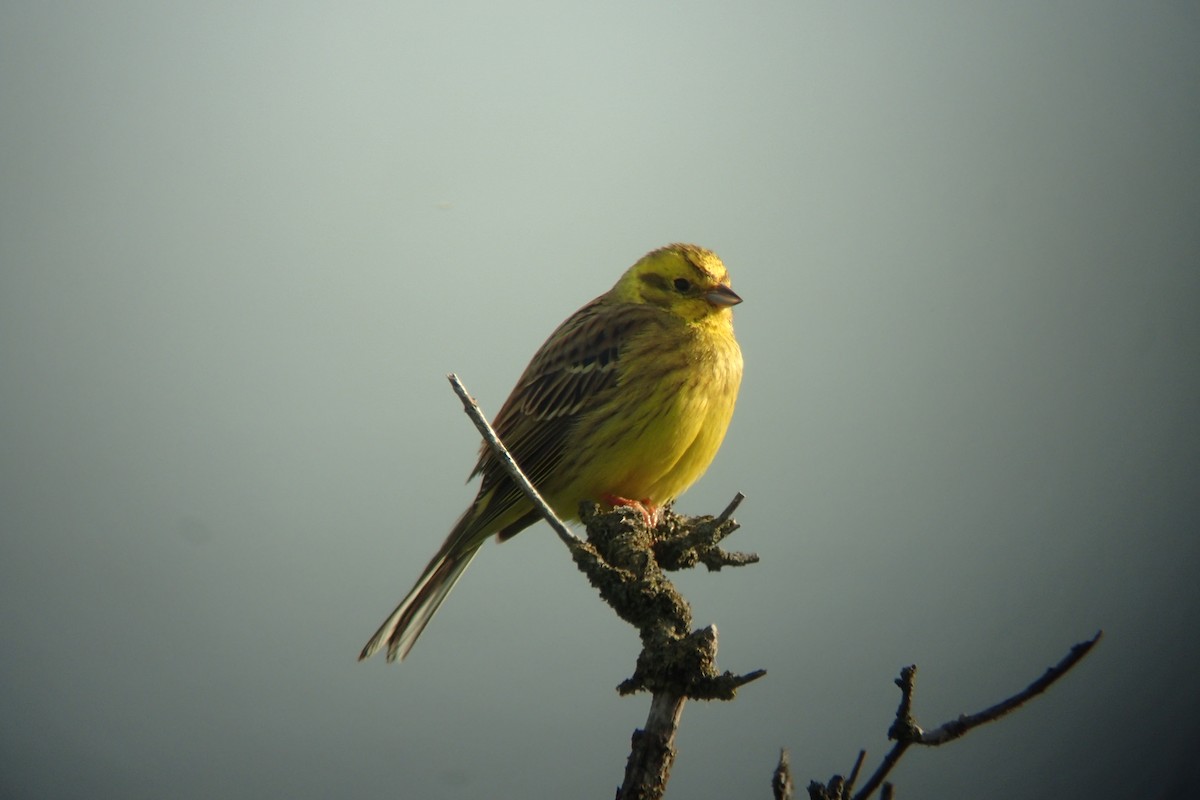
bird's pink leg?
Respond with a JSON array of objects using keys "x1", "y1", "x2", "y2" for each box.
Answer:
[{"x1": 601, "y1": 493, "x2": 660, "y2": 527}]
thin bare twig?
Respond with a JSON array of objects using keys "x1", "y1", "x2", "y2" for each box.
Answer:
[
  {"x1": 843, "y1": 751, "x2": 866, "y2": 795},
  {"x1": 915, "y1": 630, "x2": 1103, "y2": 745},
  {"x1": 717, "y1": 492, "x2": 746, "y2": 522},
  {"x1": 446, "y1": 372, "x2": 576, "y2": 546}
]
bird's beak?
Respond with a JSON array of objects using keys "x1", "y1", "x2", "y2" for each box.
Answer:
[{"x1": 706, "y1": 284, "x2": 742, "y2": 307}]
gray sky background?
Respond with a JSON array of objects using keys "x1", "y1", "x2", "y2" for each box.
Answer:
[{"x1": 2, "y1": 3, "x2": 1198, "y2": 798}]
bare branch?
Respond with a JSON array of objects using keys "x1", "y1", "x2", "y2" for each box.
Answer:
[
  {"x1": 850, "y1": 741, "x2": 908, "y2": 800},
  {"x1": 841, "y1": 631, "x2": 1103, "y2": 800},
  {"x1": 446, "y1": 373, "x2": 576, "y2": 546},
  {"x1": 844, "y1": 751, "x2": 866, "y2": 795},
  {"x1": 717, "y1": 491, "x2": 746, "y2": 522},
  {"x1": 618, "y1": 691, "x2": 686, "y2": 800}
]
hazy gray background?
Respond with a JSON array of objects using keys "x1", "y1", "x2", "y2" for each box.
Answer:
[{"x1": 2, "y1": 3, "x2": 1197, "y2": 798}]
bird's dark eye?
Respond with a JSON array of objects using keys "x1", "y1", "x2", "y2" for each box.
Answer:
[{"x1": 673, "y1": 278, "x2": 692, "y2": 293}]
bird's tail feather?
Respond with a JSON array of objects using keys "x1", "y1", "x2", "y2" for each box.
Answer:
[{"x1": 358, "y1": 538, "x2": 484, "y2": 663}]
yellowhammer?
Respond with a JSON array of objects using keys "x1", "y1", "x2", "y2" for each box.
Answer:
[{"x1": 359, "y1": 243, "x2": 743, "y2": 662}]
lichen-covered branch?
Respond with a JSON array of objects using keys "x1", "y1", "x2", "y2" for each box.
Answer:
[
  {"x1": 447, "y1": 373, "x2": 762, "y2": 800},
  {"x1": 773, "y1": 749, "x2": 794, "y2": 800},
  {"x1": 574, "y1": 502, "x2": 765, "y2": 800}
]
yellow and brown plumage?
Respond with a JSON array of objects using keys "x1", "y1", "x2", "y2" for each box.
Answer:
[{"x1": 359, "y1": 243, "x2": 743, "y2": 662}]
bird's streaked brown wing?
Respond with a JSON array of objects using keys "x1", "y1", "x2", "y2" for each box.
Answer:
[{"x1": 464, "y1": 299, "x2": 662, "y2": 535}]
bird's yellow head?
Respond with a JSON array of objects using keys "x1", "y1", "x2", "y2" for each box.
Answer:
[{"x1": 611, "y1": 243, "x2": 741, "y2": 322}]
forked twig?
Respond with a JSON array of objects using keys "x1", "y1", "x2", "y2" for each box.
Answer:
[{"x1": 807, "y1": 631, "x2": 1103, "y2": 800}]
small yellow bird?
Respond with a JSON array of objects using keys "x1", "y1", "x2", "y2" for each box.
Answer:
[{"x1": 360, "y1": 243, "x2": 743, "y2": 662}]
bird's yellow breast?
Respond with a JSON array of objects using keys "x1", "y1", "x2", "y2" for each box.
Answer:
[{"x1": 550, "y1": 311, "x2": 742, "y2": 511}]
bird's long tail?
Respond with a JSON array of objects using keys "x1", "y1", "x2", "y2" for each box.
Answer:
[{"x1": 358, "y1": 532, "x2": 484, "y2": 663}]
